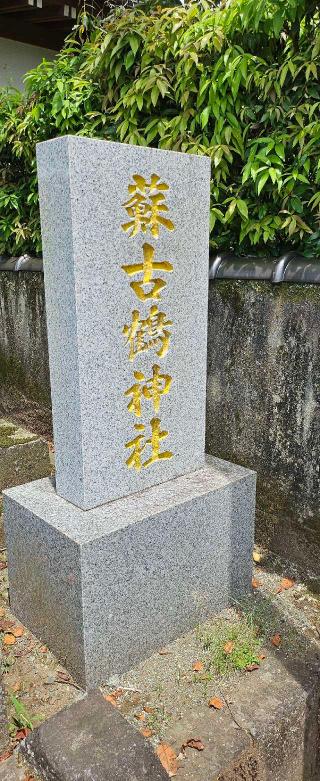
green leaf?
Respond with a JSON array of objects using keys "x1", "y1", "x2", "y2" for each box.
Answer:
[
  {"x1": 237, "y1": 199, "x2": 248, "y2": 219},
  {"x1": 151, "y1": 86, "x2": 159, "y2": 107},
  {"x1": 273, "y1": 11, "x2": 283, "y2": 37},
  {"x1": 129, "y1": 35, "x2": 139, "y2": 55},
  {"x1": 125, "y1": 51, "x2": 135, "y2": 71},
  {"x1": 200, "y1": 106, "x2": 210, "y2": 129},
  {"x1": 275, "y1": 143, "x2": 285, "y2": 161},
  {"x1": 257, "y1": 172, "x2": 269, "y2": 195}
]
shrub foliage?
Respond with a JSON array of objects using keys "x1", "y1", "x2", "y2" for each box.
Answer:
[{"x1": 0, "y1": 0, "x2": 319, "y2": 256}]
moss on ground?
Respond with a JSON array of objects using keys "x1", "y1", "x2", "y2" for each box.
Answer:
[{"x1": 0, "y1": 422, "x2": 36, "y2": 449}]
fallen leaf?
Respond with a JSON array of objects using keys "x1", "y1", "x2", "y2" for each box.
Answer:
[
  {"x1": 103, "y1": 688, "x2": 123, "y2": 706},
  {"x1": 245, "y1": 663, "x2": 260, "y2": 672},
  {"x1": 158, "y1": 648, "x2": 171, "y2": 656},
  {"x1": 182, "y1": 738, "x2": 205, "y2": 752},
  {"x1": 104, "y1": 693, "x2": 120, "y2": 707},
  {"x1": 223, "y1": 641, "x2": 235, "y2": 655},
  {"x1": 12, "y1": 626, "x2": 24, "y2": 638},
  {"x1": 0, "y1": 607, "x2": 5, "y2": 618},
  {"x1": 39, "y1": 645, "x2": 48, "y2": 653},
  {"x1": 141, "y1": 727, "x2": 153, "y2": 738},
  {"x1": 271, "y1": 633, "x2": 282, "y2": 648},
  {"x1": 0, "y1": 750, "x2": 12, "y2": 762},
  {"x1": 144, "y1": 706, "x2": 154, "y2": 714},
  {"x1": 208, "y1": 696, "x2": 224, "y2": 710},
  {"x1": 56, "y1": 670, "x2": 70, "y2": 682},
  {"x1": 259, "y1": 653, "x2": 266, "y2": 660},
  {"x1": 156, "y1": 742, "x2": 178, "y2": 777},
  {"x1": 15, "y1": 727, "x2": 30, "y2": 742},
  {"x1": 0, "y1": 562, "x2": 7, "y2": 571},
  {"x1": 12, "y1": 680, "x2": 22, "y2": 692},
  {"x1": 0, "y1": 620, "x2": 14, "y2": 632},
  {"x1": 253, "y1": 551, "x2": 263, "y2": 563},
  {"x1": 135, "y1": 712, "x2": 146, "y2": 722},
  {"x1": 109, "y1": 688, "x2": 123, "y2": 699},
  {"x1": 192, "y1": 660, "x2": 204, "y2": 672},
  {"x1": 276, "y1": 578, "x2": 295, "y2": 594},
  {"x1": 104, "y1": 694, "x2": 118, "y2": 708},
  {"x1": 252, "y1": 577, "x2": 262, "y2": 589},
  {"x1": 3, "y1": 633, "x2": 16, "y2": 645},
  {"x1": 104, "y1": 694, "x2": 117, "y2": 706}
]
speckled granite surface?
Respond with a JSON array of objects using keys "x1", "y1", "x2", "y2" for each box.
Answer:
[{"x1": 4, "y1": 456, "x2": 255, "y2": 688}]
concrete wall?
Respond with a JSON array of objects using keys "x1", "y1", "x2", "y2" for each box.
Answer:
[
  {"x1": 206, "y1": 280, "x2": 320, "y2": 573},
  {"x1": 0, "y1": 271, "x2": 319, "y2": 570},
  {"x1": 0, "y1": 38, "x2": 56, "y2": 90},
  {"x1": 0, "y1": 272, "x2": 50, "y2": 404}
]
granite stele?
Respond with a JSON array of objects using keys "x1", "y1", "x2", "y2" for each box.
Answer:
[{"x1": 4, "y1": 136, "x2": 256, "y2": 687}]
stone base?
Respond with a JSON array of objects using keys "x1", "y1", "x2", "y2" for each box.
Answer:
[{"x1": 3, "y1": 456, "x2": 255, "y2": 688}]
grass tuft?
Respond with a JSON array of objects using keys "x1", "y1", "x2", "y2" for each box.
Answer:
[{"x1": 199, "y1": 614, "x2": 262, "y2": 675}]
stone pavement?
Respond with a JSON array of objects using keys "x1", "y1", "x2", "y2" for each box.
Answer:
[{"x1": 0, "y1": 754, "x2": 30, "y2": 781}]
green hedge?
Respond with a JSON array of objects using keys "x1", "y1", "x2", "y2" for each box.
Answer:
[{"x1": 0, "y1": 0, "x2": 319, "y2": 257}]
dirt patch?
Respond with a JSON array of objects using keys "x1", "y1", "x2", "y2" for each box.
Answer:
[{"x1": 0, "y1": 388, "x2": 52, "y2": 442}]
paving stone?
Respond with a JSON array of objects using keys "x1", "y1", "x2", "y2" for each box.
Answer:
[
  {"x1": 22, "y1": 690, "x2": 169, "y2": 781},
  {"x1": 0, "y1": 755, "x2": 27, "y2": 781}
]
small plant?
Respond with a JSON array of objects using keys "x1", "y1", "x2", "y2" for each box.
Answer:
[
  {"x1": 200, "y1": 615, "x2": 262, "y2": 676},
  {"x1": 146, "y1": 704, "x2": 169, "y2": 737},
  {"x1": 8, "y1": 694, "x2": 38, "y2": 737}
]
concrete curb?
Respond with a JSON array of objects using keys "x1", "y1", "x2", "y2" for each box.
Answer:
[
  {"x1": 162, "y1": 649, "x2": 320, "y2": 781},
  {"x1": 0, "y1": 684, "x2": 8, "y2": 755},
  {"x1": 21, "y1": 690, "x2": 169, "y2": 780}
]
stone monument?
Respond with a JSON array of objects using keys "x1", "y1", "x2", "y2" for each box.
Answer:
[{"x1": 4, "y1": 136, "x2": 256, "y2": 687}]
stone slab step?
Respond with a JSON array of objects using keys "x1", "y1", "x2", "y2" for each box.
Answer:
[
  {"x1": 0, "y1": 755, "x2": 28, "y2": 781},
  {"x1": 22, "y1": 691, "x2": 168, "y2": 781}
]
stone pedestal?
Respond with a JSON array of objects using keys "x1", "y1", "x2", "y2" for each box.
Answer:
[{"x1": 4, "y1": 456, "x2": 255, "y2": 688}]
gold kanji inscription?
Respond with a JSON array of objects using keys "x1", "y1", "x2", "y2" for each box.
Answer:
[
  {"x1": 122, "y1": 243, "x2": 173, "y2": 302},
  {"x1": 125, "y1": 417, "x2": 173, "y2": 471},
  {"x1": 125, "y1": 364, "x2": 172, "y2": 417},
  {"x1": 123, "y1": 305, "x2": 173, "y2": 362},
  {"x1": 122, "y1": 174, "x2": 175, "y2": 238}
]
